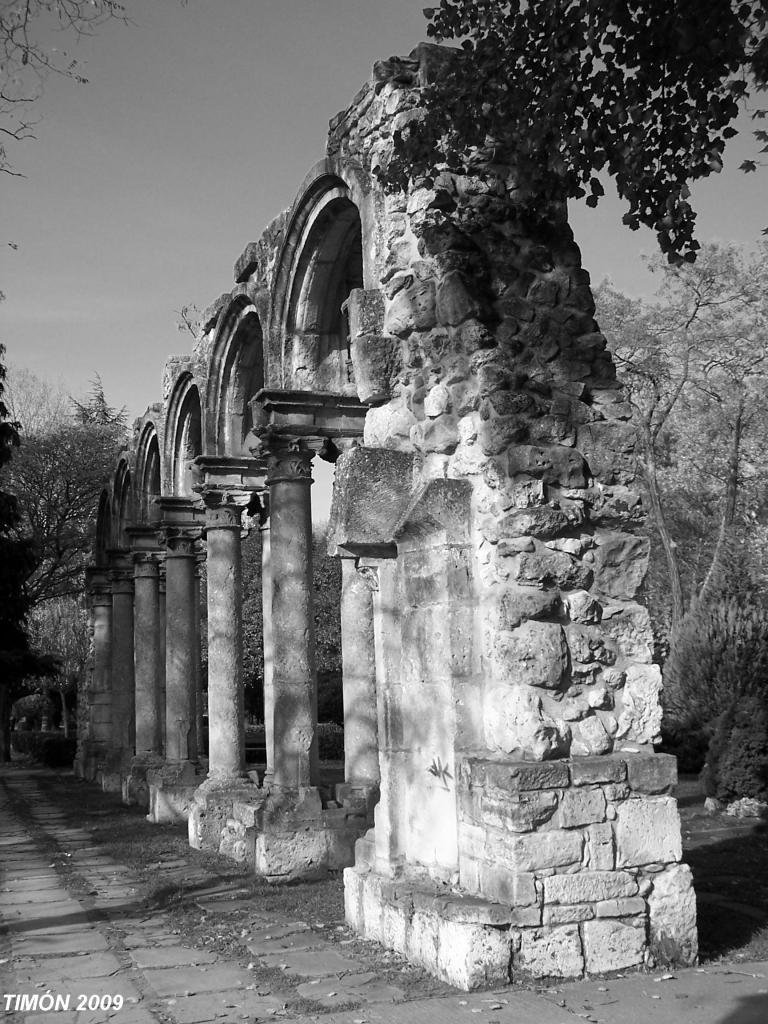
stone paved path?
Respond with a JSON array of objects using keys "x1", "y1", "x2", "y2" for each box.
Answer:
[{"x1": 2, "y1": 768, "x2": 768, "y2": 1023}]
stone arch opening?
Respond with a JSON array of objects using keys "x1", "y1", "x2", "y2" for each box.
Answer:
[
  {"x1": 136, "y1": 424, "x2": 162, "y2": 525},
  {"x1": 168, "y1": 377, "x2": 203, "y2": 496},
  {"x1": 284, "y1": 189, "x2": 363, "y2": 393},
  {"x1": 95, "y1": 489, "x2": 112, "y2": 567},
  {"x1": 112, "y1": 459, "x2": 134, "y2": 551},
  {"x1": 207, "y1": 300, "x2": 264, "y2": 457}
]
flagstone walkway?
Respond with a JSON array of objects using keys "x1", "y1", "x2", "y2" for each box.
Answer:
[{"x1": 1, "y1": 768, "x2": 767, "y2": 1024}]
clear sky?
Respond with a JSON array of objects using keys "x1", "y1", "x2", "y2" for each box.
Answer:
[{"x1": 2, "y1": 0, "x2": 767, "y2": 430}]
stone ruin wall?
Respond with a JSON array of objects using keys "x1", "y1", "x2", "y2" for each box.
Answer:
[{"x1": 326, "y1": 44, "x2": 696, "y2": 982}]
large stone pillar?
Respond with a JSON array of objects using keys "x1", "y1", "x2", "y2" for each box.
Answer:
[
  {"x1": 158, "y1": 558, "x2": 167, "y2": 756},
  {"x1": 260, "y1": 521, "x2": 275, "y2": 784},
  {"x1": 103, "y1": 553, "x2": 135, "y2": 791},
  {"x1": 193, "y1": 552, "x2": 204, "y2": 762},
  {"x1": 79, "y1": 568, "x2": 112, "y2": 780},
  {"x1": 203, "y1": 492, "x2": 246, "y2": 781},
  {"x1": 340, "y1": 557, "x2": 379, "y2": 787},
  {"x1": 266, "y1": 440, "x2": 318, "y2": 791},
  {"x1": 132, "y1": 553, "x2": 162, "y2": 756},
  {"x1": 162, "y1": 527, "x2": 200, "y2": 763}
]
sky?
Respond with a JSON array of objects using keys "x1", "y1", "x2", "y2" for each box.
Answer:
[{"x1": 2, "y1": 0, "x2": 767, "y2": 432}]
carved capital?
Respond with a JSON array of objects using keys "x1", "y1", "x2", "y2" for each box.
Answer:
[
  {"x1": 133, "y1": 551, "x2": 159, "y2": 579},
  {"x1": 109, "y1": 565, "x2": 134, "y2": 594},
  {"x1": 159, "y1": 525, "x2": 201, "y2": 557},
  {"x1": 265, "y1": 439, "x2": 314, "y2": 486},
  {"x1": 201, "y1": 489, "x2": 244, "y2": 530}
]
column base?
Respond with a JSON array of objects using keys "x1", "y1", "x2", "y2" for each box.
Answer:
[
  {"x1": 188, "y1": 774, "x2": 260, "y2": 854},
  {"x1": 99, "y1": 749, "x2": 132, "y2": 794},
  {"x1": 122, "y1": 753, "x2": 165, "y2": 808},
  {"x1": 222, "y1": 783, "x2": 372, "y2": 880},
  {"x1": 345, "y1": 752, "x2": 698, "y2": 990},
  {"x1": 147, "y1": 761, "x2": 204, "y2": 823}
]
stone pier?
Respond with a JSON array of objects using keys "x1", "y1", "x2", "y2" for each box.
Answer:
[
  {"x1": 101, "y1": 552, "x2": 135, "y2": 793},
  {"x1": 147, "y1": 507, "x2": 204, "y2": 823},
  {"x1": 188, "y1": 488, "x2": 257, "y2": 853},
  {"x1": 122, "y1": 530, "x2": 164, "y2": 808}
]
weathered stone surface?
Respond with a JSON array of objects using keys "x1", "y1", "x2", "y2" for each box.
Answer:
[
  {"x1": 514, "y1": 549, "x2": 594, "y2": 590},
  {"x1": 595, "y1": 896, "x2": 646, "y2": 917},
  {"x1": 483, "y1": 789, "x2": 559, "y2": 832},
  {"x1": 647, "y1": 863, "x2": 698, "y2": 965},
  {"x1": 616, "y1": 664, "x2": 663, "y2": 744},
  {"x1": 571, "y1": 714, "x2": 613, "y2": 756},
  {"x1": 500, "y1": 621, "x2": 567, "y2": 689},
  {"x1": 591, "y1": 532, "x2": 650, "y2": 600},
  {"x1": 615, "y1": 797, "x2": 682, "y2": 867},
  {"x1": 363, "y1": 399, "x2": 418, "y2": 450},
  {"x1": 585, "y1": 822, "x2": 615, "y2": 870},
  {"x1": 544, "y1": 870, "x2": 638, "y2": 905},
  {"x1": 436, "y1": 919, "x2": 512, "y2": 989},
  {"x1": 497, "y1": 587, "x2": 561, "y2": 628},
  {"x1": 347, "y1": 287, "x2": 385, "y2": 338},
  {"x1": 436, "y1": 270, "x2": 481, "y2": 325},
  {"x1": 511, "y1": 829, "x2": 583, "y2": 872},
  {"x1": 328, "y1": 445, "x2": 414, "y2": 555},
  {"x1": 565, "y1": 589, "x2": 602, "y2": 624},
  {"x1": 485, "y1": 685, "x2": 571, "y2": 760},
  {"x1": 554, "y1": 787, "x2": 607, "y2": 829},
  {"x1": 508, "y1": 444, "x2": 589, "y2": 487},
  {"x1": 384, "y1": 278, "x2": 437, "y2": 335},
  {"x1": 582, "y1": 918, "x2": 646, "y2": 973},
  {"x1": 515, "y1": 925, "x2": 584, "y2": 979},
  {"x1": 570, "y1": 755, "x2": 627, "y2": 786},
  {"x1": 626, "y1": 752, "x2": 677, "y2": 794},
  {"x1": 351, "y1": 333, "x2": 402, "y2": 405},
  {"x1": 464, "y1": 758, "x2": 571, "y2": 791}
]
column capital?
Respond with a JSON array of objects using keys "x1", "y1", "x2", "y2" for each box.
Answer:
[
  {"x1": 265, "y1": 438, "x2": 315, "y2": 486},
  {"x1": 201, "y1": 489, "x2": 246, "y2": 530},
  {"x1": 158, "y1": 525, "x2": 202, "y2": 557},
  {"x1": 133, "y1": 551, "x2": 160, "y2": 578}
]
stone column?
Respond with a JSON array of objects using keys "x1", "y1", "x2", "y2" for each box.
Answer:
[
  {"x1": 193, "y1": 552, "x2": 204, "y2": 761},
  {"x1": 266, "y1": 440, "x2": 318, "y2": 790},
  {"x1": 340, "y1": 557, "x2": 379, "y2": 786},
  {"x1": 261, "y1": 521, "x2": 275, "y2": 784},
  {"x1": 85, "y1": 569, "x2": 113, "y2": 776},
  {"x1": 158, "y1": 558, "x2": 167, "y2": 757},
  {"x1": 162, "y1": 527, "x2": 200, "y2": 763},
  {"x1": 132, "y1": 553, "x2": 162, "y2": 756},
  {"x1": 203, "y1": 492, "x2": 246, "y2": 781},
  {"x1": 106, "y1": 556, "x2": 135, "y2": 790}
]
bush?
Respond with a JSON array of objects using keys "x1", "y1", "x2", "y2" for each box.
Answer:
[
  {"x1": 657, "y1": 724, "x2": 711, "y2": 775},
  {"x1": 663, "y1": 594, "x2": 768, "y2": 729},
  {"x1": 701, "y1": 696, "x2": 768, "y2": 803},
  {"x1": 11, "y1": 730, "x2": 76, "y2": 768}
]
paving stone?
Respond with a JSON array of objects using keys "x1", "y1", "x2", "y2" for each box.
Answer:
[
  {"x1": 296, "y1": 970, "x2": 407, "y2": 1008},
  {"x1": 14, "y1": 952, "x2": 125, "y2": 981},
  {"x1": 11, "y1": 928, "x2": 111, "y2": 956},
  {"x1": 162, "y1": 989, "x2": 287, "y2": 1024},
  {"x1": 130, "y1": 945, "x2": 219, "y2": 968},
  {"x1": 258, "y1": 947, "x2": 366, "y2": 977},
  {"x1": 143, "y1": 963, "x2": 250, "y2": 997}
]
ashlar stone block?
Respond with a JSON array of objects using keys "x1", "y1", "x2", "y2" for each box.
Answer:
[
  {"x1": 515, "y1": 924, "x2": 584, "y2": 979},
  {"x1": 647, "y1": 863, "x2": 698, "y2": 965},
  {"x1": 544, "y1": 870, "x2": 637, "y2": 905},
  {"x1": 582, "y1": 917, "x2": 646, "y2": 974},
  {"x1": 554, "y1": 787, "x2": 607, "y2": 829},
  {"x1": 614, "y1": 797, "x2": 682, "y2": 868}
]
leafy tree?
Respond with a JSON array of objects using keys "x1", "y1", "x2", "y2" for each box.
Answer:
[
  {"x1": 0, "y1": 1, "x2": 128, "y2": 175},
  {"x1": 0, "y1": 344, "x2": 57, "y2": 760},
  {"x1": 388, "y1": 1, "x2": 768, "y2": 262},
  {"x1": 25, "y1": 594, "x2": 89, "y2": 736},
  {"x1": 596, "y1": 242, "x2": 768, "y2": 634},
  {"x1": 6, "y1": 399, "x2": 127, "y2": 606}
]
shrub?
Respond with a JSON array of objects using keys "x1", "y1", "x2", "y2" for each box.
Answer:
[
  {"x1": 701, "y1": 696, "x2": 768, "y2": 803},
  {"x1": 663, "y1": 594, "x2": 768, "y2": 729},
  {"x1": 11, "y1": 730, "x2": 76, "y2": 768},
  {"x1": 657, "y1": 724, "x2": 711, "y2": 775}
]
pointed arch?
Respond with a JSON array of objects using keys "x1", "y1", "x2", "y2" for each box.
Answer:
[
  {"x1": 205, "y1": 296, "x2": 265, "y2": 457},
  {"x1": 272, "y1": 171, "x2": 363, "y2": 393},
  {"x1": 135, "y1": 420, "x2": 162, "y2": 524},
  {"x1": 165, "y1": 372, "x2": 203, "y2": 496}
]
